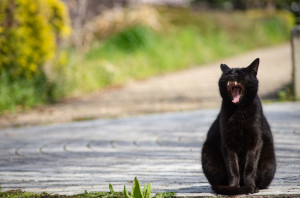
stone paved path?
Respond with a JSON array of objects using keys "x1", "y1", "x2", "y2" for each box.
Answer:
[{"x1": 1, "y1": 102, "x2": 300, "y2": 196}]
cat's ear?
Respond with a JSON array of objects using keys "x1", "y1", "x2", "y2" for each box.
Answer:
[
  {"x1": 247, "y1": 58, "x2": 259, "y2": 76},
  {"x1": 220, "y1": 64, "x2": 230, "y2": 73}
]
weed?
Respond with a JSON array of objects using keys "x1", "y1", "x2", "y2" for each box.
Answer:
[{"x1": 124, "y1": 177, "x2": 151, "y2": 198}]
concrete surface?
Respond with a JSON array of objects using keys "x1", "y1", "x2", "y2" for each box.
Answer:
[{"x1": 0, "y1": 102, "x2": 299, "y2": 196}]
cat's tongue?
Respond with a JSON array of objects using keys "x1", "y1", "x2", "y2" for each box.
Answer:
[{"x1": 232, "y1": 87, "x2": 241, "y2": 103}]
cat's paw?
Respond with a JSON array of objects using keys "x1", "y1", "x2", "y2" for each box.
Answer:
[
  {"x1": 245, "y1": 185, "x2": 259, "y2": 194},
  {"x1": 229, "y1": 177, "x2": 240, "y2": 187}
]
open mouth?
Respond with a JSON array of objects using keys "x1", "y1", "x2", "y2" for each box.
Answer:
[{"x1": 227, "y1": 81, "x2": 244, "y2": 104}]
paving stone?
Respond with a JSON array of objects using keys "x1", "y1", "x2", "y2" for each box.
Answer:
[{"x1": 0, "y1": 102, "x2": 300, "y2": 196}]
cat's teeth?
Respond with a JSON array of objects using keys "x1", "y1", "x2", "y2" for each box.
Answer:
[
  {"x1": 235, "y1": 81, "x2": 237, "y2": 86},
  {"x1": 227, "y1": 82, "x2": 230, "y2": 87}
]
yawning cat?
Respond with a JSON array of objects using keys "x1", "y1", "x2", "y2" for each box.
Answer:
[{"x1": 201, "y1": 58, "x2": 276, "y2": 195}]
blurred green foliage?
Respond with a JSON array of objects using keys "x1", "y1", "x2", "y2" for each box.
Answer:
[
  {"x1": 0, "y1": 72, "x2": 57, "y2": 111},
  {"x1": 0, "y1": 4, "x2": 295, "y2": 112},
  {"x1": 63, "y1": 8, "x2": 294, "y2": 95},
  {"x1": 192, "y1": 0, "x2": 300, "y2": 23},
  {"x1": 191, "y1": 0, "x2": 299, "y2": 10},
  {"x1": 0, "y1": 0, "x2": 70, "y2": 112},
  {"x1": 102, "y1": 26, "x2": 157, "y2": 52}
]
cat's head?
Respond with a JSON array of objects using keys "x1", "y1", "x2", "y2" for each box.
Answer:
[{"x1": 218, "y1": 58, "x2": 259, "y2": 105}]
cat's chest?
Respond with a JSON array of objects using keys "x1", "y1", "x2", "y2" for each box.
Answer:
[{"x1": 223, "y1": 113, "x2": 258, "y2": 149}]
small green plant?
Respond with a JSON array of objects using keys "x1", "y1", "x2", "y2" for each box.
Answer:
[
  {"x1": 109, "y1": 183, "x2": 115, "y2": 194},
  {"x1": 124, "y1": 177, "x2": 151, "y2": 198},
  {"x1": 123, "y1": 177, "x2": 175, "y2": 198}
]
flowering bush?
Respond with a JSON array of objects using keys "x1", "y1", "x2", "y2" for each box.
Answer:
[
  {"x1": 0, "y1": 0, "x2": 70, "y2": 111},
  {"x1": 0, "y1": 0, "x2": 70, "y2": 79}
]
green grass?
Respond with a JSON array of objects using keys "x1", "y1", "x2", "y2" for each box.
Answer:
[
  {"x1": 0, "y1": 72, "x2": 58, "y2": 113},
  {"x1": 0, "y1": 191, "x2": 176, "y2": 198},
  {"x1": 0, "y1": 190, "x2": 123, "y2": 198},
  {"x1": 0, "y1": 178, "x2": 176, "y2": 198}
]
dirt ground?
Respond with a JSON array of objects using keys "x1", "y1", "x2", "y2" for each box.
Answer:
[{"x1": 0, "y1": 43, "x2": 292, "y2": 129}]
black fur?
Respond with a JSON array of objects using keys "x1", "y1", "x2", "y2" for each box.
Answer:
[{"x1": 201, "y1": 58, "x2": 276, "y2": 195}]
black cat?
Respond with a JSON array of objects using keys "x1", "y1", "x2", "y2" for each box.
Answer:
[{"x1": 201, "y1": 58, "x2": 276, "y2": 195}]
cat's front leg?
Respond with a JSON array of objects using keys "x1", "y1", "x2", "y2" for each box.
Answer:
[
  {"x1": 223, "y1": 149, "x2": 240, "y2": 187},
  {"x1": 243, "y1": 147, "x2": 261, "y2": 193}
]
